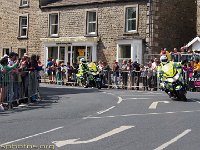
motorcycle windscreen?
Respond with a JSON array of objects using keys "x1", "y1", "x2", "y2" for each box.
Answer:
[
  {"x1": 88, "y1": 62, "x2": 98, "y2": 72},
  {"x1": 162, "y1": 63, "x2": 176, "y2": 78}
]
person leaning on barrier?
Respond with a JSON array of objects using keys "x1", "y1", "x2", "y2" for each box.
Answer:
[
  {"x1": 193, "y1": 57, "x2": 200, "y2": 78},
  {"x1": 121, "y1": 60, "x2": 128, "y2": 89},
  {"x1": 112, "y1": 60, "x2": 120, "y2": 89},
  {"x1": 0, "y1": 57, "x2": 19, "y2": 111},
  {"x1": 132, "y1": 61, "x2": 140, "y2": 90}
]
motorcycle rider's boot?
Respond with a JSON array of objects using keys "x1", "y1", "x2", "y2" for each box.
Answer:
[{"x1": 167, "y1": 92, "x2": 173, "y2": 98}]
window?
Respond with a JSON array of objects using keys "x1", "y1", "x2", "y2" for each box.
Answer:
[
  {"x1": 2, "y1": 48, "x2": 11, "y2": 56},
  {"x1": 48, "y1": 47, "x2": 58, "y2": 61},
  {"x1": 118, "y1": 45, "x2": 131, "y2": 64},
  {"x1": 19, "y1": 15, "x2": 28, "y2": 38},
  {"x1": 125, "y1": 6, "x2": 138, "y2": 32},
  {"x1": 18, "y1": 48, "x2": 27, "y2": 58},
  {"x1": 86, "y1": 11, "x2": 97, "y2": 35},
  {"x1": 49, "y1": 13, "x2": 59, "y2": 37},
  {"x1": 20, "y1": 0, "x2": 28, "y2": 7}
]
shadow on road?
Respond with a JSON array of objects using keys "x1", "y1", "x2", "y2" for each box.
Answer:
[{"x1": 39, "y1": 86, "x2": 99, "y2": 96}]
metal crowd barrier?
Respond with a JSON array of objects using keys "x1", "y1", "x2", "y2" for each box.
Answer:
[
  {"x1": 0, "y1": 71, "x2": 40, "y2": 110},
  {"x1": 40, "y1": 67, "x2": 200, "y2": 92},
  {"x1": 102, "y1": 70, "x2": 159, "y2": 91}
]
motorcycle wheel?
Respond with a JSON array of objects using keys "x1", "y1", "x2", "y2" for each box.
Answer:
[{"x1": 177, "y1": 90, "x2": 187, "y2": 101}]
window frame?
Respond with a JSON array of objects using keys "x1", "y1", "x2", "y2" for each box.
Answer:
[
  {"x1": 20, "y1": 0, "x2": 29, "y2": 7},
  {"x1": 18, "y1": 48, "x2": 27, "y2": 58},
  {"x1": 86, "y1": 10, "x2": 98, "y2": 36},
  {"x1": 2, "y1": 48, "x2": 12, "y2": 57},
  {"x1": 117, "y1": 44, "x2": 132, "y2": 64},
  {"x1": 18, "y1": 14, "x2": 29, "y2": 38},
  {"x1": 124, "y1": 5, "x2": 138, "y2": 33},
  {"x1": 48, "y1": 12, "x2": 59, "y2": 37}
]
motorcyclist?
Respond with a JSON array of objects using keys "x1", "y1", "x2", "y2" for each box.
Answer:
[
  {"x1": 76, "y1": 58, "x2": 89, "y2": 87},
  {"x1": 157, "y1": 55, "x2": 185, "y2": 98}
]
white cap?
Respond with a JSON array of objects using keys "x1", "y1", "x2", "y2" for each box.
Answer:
[{"x1": 3, "y1": 54, "x2": 9, "y2": 58}]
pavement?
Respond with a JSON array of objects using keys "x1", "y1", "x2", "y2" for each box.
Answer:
[{"x1": 0, "y1": 83, "x2": 200, "y2": 150}]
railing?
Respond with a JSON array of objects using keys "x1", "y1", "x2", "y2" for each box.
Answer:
[
  {"x1": 0, "y1": 71, "x2": 40, "y2": 110},
  {"x1": 40, "y1": 68, "x2": 200, "y2": 92}
]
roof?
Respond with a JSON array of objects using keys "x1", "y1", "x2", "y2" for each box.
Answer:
[
  {"x1": 185, "y1": 37, "x2": 200, "y2": 47},
  {"x1": 41, "y1": 0, "x2": 139, "y2": 8}
]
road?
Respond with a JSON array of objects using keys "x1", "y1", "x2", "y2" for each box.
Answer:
[{"x1": 0, "y1": 83, "x2": 200, "y2": 150}]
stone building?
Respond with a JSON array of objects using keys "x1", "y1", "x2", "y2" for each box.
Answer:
[
  {"x1": 0, "y1": 0, "x2": 44, "y2": 58},
  {"x1": 197, "y1": 0, "x2": 200, "y2": 35},
  {"x1": 0, "y1": 0, "x2": 196, "y2": 65}
]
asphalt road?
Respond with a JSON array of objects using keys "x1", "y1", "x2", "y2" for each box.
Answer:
[{"x1": 1, "y1": 84, "x2": 200, "y2": 150}]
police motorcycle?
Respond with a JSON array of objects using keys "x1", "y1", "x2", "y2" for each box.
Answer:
[
  {"x1": 76, "y1": 58, "x2": 89, "y2": 87},
  {"x1": 85, "y1": 62, "x2": 102, "y2": 89},
  {"x1": 76, "y1": 59, "x2": 101, "y2": 89},
  {"x1": 158, "y1": 55, "x2": 187, "y2": 101}
]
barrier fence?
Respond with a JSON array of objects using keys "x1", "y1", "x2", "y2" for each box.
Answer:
[
  {"x1": 0, "y1": 71, "x2": 40, "y2": 110},
  {"x1": 40, "y1": 69, "x2": 200, "y2": 92}
]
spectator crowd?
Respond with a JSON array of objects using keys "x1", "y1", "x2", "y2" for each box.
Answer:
[
  {"x1": 0, "y1": 52, "x2": 43, "y2": 111},
  {"x1": 45, "y1": 47, "x2": 200, "y2": 91}
]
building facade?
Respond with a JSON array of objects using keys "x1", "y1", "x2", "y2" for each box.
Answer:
[
  {"x1": 197, "y1": 0, "x2": 200, "y2": 36},
  {"x1": 0, "y1": 0, "x2": 196, "y2": 65},
  {"x1": 0, "y1": 0, "x2": 44, "y2": 58}
]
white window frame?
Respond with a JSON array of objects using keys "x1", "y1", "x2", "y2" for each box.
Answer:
[
  {"x1": 116, "y1": 39, "x2": 143, "y2": 64},
  {"x1": 20, "y1": 0, "x2": 29, "y2": 7},
  {"x1": 86, "y1": 11, "x2": 97, "y2": 35},
  {"x1": 125, "y1": 5, "x2": 138, "y2": 33},
  {"x1": 117, "y1": 44, "x2": 132, "y2": 64},
  {"x1": 2, "y1": 48, "x2": 11, "y2": 57},
  {"x1": 18, "y1": 14, "x2": 28, "y2": 38},
  {"x1": 49, "y1": 13, "x2": 59, "y2": 37}
]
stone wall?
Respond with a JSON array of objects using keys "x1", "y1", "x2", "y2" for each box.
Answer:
[
  {"x1": 0, "y1": 0, "x2": 42, "y2": 57},
  {"x1": 152, "y1": 0, "x2": 196, "y2": 53},
  {"x1": 197, "y1": 0, "x2": 200, "y2": 35},
  {"x1": 40, "y1": 1, "x2": 148, "y2": 64}
]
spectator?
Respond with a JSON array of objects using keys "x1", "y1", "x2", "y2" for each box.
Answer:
[
  {"x1": 121, "y1": 60, "x2": 128, "y2": 89},
  {"x1": 171, "y1": 48, "x2": 181, "y2": 62},
  {"x1": 147, "y1": 62, "x2": 153, "y2": 91},
  {"x1": 112, "y1": 60, "x2": 119, "y2": 88},
  {"x1": 180, "y1": 47, "x2": 188, "y2": 62},
  {"x1": 8, "y1": 52, "x2": 18, "y2": 105},
  {"x1": 46, "y1": 58, "x2": 53, "y2": 83},
  {"x1": 20, "y1": 55, "x2": 30, "y2": 98},
  {"x1": 66, "y1": 62, "x2": 73, "y2": 82},
  {"x1": 140, "y1": 64, "x2": 148, "y2": 91},
  {"x1": 0, "y1": 57, "x2": 19, "y2": 111},
  {"x1": 132, "y1": 61, "x2": 140, "y2": 90},
  {"x1": 193, "y1": 58, "x2": 200, "y2": 77},
  {"x1": 152, "y1": 58, "x2": 158, "y2": 91}
]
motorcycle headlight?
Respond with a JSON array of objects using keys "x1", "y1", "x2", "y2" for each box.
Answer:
[{"x1": 167, "y1": 78, "x2": 175, "y2": 83}]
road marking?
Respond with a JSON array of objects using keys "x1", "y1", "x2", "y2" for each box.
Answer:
[
  {"x1": 97, "y1": 106, "x2": 116, "y2": 114},
  {"x1": 84, "y1": 109, "x2": 200, "y2": 119},
  {"x1": 149, "y1": 101, "x2": 170, "y2": 109},
  {"x1": 120, "y1": 95, "x2": 156, "y2": 97},
  {"x1": 124, "y1": 98, "x2": 151, "y2": 100},
  {"x1": 190, "y1": 99, "x2": 200, "y2": 104},
  {"x1": 0, "y1": 127, "x2": 64, "y2": 146},
  {"x1": 52, "y1": 126, "x2": 134, "y2": 147},
  {"x1": 154, "y1": 129, "x2": 191, "y2": 150},
  {"x1": 102, "y1": 92, "x2": 114, "y2": 96},
  {"x1": 117, "y1": 97, "x2": 123, "y2": 104}
]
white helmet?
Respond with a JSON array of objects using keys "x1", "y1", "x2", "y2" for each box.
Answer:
[
  {"x1": 80, "y1": 58, "x2": 86, "y2": 63},
  {"x1": 160, "y1": 55, "x2": 168, "y2": 64}
]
